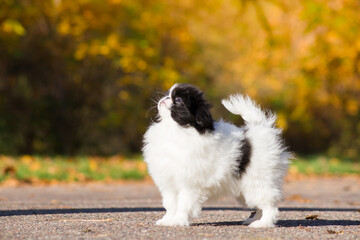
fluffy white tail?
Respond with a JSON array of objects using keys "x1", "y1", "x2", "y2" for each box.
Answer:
[{"x1": 221, "y1": 94, "x2": 276, "y2": 127}]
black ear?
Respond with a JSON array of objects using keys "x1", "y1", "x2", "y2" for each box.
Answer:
[{"x1": 195, "y1": 105, "x2": 214, "y2": 134}]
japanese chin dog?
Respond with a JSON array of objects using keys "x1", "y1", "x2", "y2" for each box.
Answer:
[{"x1": 142, "y1": 83, "x2": 291, "y2": 228}]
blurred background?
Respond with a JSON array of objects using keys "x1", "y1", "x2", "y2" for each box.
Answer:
[{"x1": 0, "y1": 0, "x2": 359, "y2": 182}]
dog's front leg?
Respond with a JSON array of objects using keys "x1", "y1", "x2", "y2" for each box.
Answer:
[
  {"x1": 168, "y1": 189, "x2": 199, "y2": 226},
  {"x1": 156, "y1": 189, "x2": 178, "y2": 226}
]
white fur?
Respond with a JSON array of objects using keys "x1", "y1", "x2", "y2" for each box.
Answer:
[{"x1": 143, "y1": 89, "x2": 290, "y2": 227}]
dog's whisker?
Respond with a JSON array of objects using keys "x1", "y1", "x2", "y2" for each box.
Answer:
[
  {"x1": 155, "y1": 91, "x2": 166, "y2": 97},
  {"x1": 146, "y1": 105, "x2": 158, "y2": 118}
]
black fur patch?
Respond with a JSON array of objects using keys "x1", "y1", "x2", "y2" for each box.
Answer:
[
  {"x1": 170, "y1": 84, "x2": 214, "y2": 134},
  {"x1": 235, "y1": 135, "x2": 252, "y2": 177}
]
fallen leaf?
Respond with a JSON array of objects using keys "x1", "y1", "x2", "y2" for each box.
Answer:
[
  {"x1": 349, "y1": 202, "x2": 360, "y2": 206},
  {"x1": 50, "y1": 199, "x2": 60, "y2": 205},
  {"x1": 3, "y1": 166, "x2": 16, "y2": 175},
  {"x1": 287, "y1": 194, "x2": 312, "y2": 203},
  {"x1": 327, "y1": 229, "x2": 344, "y2": 234},
  {"x1": 305, "y1": 214, "x2": 318, "y2": 220},
  {"x1": 297, "y1": 226, "x2": 311, "y2": 232}
]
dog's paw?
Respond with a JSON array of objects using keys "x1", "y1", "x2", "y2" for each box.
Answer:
[
  {"x1": 249, "y1": 220, "x2": 275, "y2": 228},
  {"x1": 156, "y1": 216, "x2": 189, "y2": 227},
  {"x1": 156, "y1": 218, "x2": 171, "y2": 226},
  {"x1": 156, "y1": 215, "x2": 174, "y2": 226},
  {"x1": 172, "y1": 218, "x2": 190, "y2": 227}
]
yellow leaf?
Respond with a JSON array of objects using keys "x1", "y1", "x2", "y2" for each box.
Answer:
[
  {"x1": 1, "y1": 19, "x2": 26, "y2": 36},
  {"x1": 118, "y1": 90, "x2": 129, "y2": 100},
  {"x1": 277, "y1": 113, "x2": 288, "y2": 130},
  {"x1": 57, "y1": 20, "x2": 70, "y2": 35},
  {"x1": 346, "y1": 99, "x2": 359, "y2": 116},
  {"x1": 89, "y1": 159, "x2": 98, "y2": 171},
  {"x1": 20, "y1": 155, "x2": 33, "y2": 164}
]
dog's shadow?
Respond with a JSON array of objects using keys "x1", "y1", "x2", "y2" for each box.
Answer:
[
  {"x1": 1, "y1": 207, "x2": 359, "y2": 227},
  {"x1": 192, "y1": 219, "x2": 360, "y2": 227},
  {"x1": 195, "y1": 207, "x2": 360, "y2": 227}
]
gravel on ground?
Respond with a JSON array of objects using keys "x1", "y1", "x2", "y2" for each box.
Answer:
[{"x1": 0, "y1": 177, "x2": 359, "y2": 239}]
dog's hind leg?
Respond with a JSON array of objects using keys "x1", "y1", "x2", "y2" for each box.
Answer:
[
  {"x1": 236, "y1": 195, "x2": 262, "y2": 225},
  {"x1": 249, "y1": 205, "x2": 278, "y2": 228},
  {"x1": 243, "y1": 210, "x2": 262, "y2": 225}
]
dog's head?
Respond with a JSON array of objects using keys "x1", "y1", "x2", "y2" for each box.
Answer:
[{"x1": 157, "y1": 83, "x2": 214, "y2": 134}]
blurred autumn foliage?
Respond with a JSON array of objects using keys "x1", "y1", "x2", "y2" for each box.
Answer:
[{"x1": 0, "y1": 0, "x2": 359, "y2": 158}]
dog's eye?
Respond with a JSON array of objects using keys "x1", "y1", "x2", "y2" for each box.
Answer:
[{"x1": 175, "y1": 97, "x2": 182, "y2": 105}]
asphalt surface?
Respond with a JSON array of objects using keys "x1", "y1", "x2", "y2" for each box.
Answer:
[{"x1": 0, "y1": 177, "x2": 359, "y2": 239}]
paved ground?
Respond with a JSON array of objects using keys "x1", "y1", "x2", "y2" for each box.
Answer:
[{"x1": 0, "y1": 177, "x2": 359, "y2": 239}]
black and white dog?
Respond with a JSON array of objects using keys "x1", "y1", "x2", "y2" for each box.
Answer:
[{"x1": 143, "y1": 83, "x2": 290, "y2": 227}]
